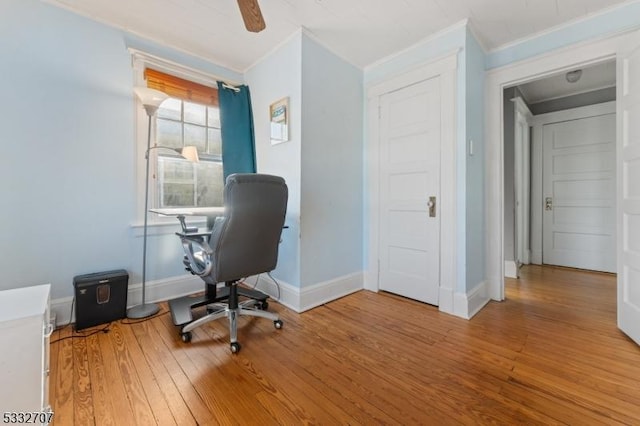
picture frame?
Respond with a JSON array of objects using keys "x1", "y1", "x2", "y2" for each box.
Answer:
[{"x1": 269, "y1": 97, "x2": 289, "y2": 144}]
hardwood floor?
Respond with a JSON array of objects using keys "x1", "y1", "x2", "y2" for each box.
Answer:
[{"x1": 49, "y1": 266, "x2": 640, "y2": 425}]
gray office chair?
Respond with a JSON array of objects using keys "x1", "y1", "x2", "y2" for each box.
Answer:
[{"x1": 169, "y1": 173, "x2": 288, "y2": 353}]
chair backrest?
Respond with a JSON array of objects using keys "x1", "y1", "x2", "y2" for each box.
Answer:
[{"x1": 209, "y1": 173, "x2": 288, "y2": 283}]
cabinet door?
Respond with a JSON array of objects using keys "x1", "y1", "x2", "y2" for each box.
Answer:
[
  {"x1": 0, "y1": 318, "x2": 44, "y2": 412},
  {"x1": 0, "y1": 284, "x2": 51, "y2": 413}
]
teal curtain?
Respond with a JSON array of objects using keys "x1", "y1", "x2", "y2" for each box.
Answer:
[{"x1": 217, "y1": 82, "x2": 257, "y2": 180}]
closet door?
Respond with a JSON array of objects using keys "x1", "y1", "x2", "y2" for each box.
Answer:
[{"x1": 378, "y1": 77, "x2": 441, "y2": 305}]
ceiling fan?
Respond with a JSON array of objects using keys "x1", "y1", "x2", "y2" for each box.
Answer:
[{"x1": 236, "y1": 0, "x2": 266, "y2": 33}]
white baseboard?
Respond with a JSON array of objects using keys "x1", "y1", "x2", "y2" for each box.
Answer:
[
  {"x1": 531, "y1": 250, "x2": 542, "y2": 265},
  {"x1": 50, "y1": 271, "x2": 493, "y2": 325},
  {"x1": 51, "y1": 296, "x2": 74, "y2": 327},
  {"x1": 129, "y1": 274, "x2": 204, "y2": 306},
  {"x1": 504, "y1": 260, "x2": 518, "y2": 278},
  {"x1": 51, "y1": 274, "x2": 204, "y2": 327},
  {"x1": 52, "y1": 271, "x2": 365, "y2": 326},
  {"x1": 438, "y1": 286, "x2": 454, "y2": 315},
  {"x1": 254, "y1": 272, "x2": 364, "y2": 312},
  {"x1": 453, "y1": 281, "x2": 490, "y2": 319},
  {"x1": 251, "y1": 274, "x2": 299, "y2": 312},
  {"x1": 299, "y1": 272, "x2": 363, "y2": 312}
]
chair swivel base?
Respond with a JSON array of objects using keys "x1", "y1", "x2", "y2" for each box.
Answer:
[
  {"x1": 179, "y1": 304, "x2": 283, "y2": 353},
  {"x1": 168, "y1": 286, "x2": 269, "y2": 327}
]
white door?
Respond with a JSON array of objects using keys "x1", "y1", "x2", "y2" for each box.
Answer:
[
  {"x1": 514, "y1": 98, "x2": 532, "y2": 269},
  {"x1": 618, "y1": 31, "x2": 640, "y2": 345},
  {"x1": 378, "y1": 77, "x2": 441, "y2": 305},
  {"x1": 542, "y1": 112, "x2": 616, "y2": 272}
]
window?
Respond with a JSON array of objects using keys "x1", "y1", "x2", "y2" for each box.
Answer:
[
  {"x1": 155, "y1": 98, "x2": 224, "y2": 207},
  {"x1": 145, "y1": 68, "x2": 224, "y2": 209}
]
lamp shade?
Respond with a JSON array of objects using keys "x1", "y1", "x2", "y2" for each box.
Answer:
[
  {"x1": 134, "y1": 87, "x2": 169, "y2": 115},
  {"x1": 180, "y1": 146, "x2": 200, "y2": 163}
]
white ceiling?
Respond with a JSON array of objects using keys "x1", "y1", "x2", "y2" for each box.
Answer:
[
  {"x1": 517, "y1": 60, "x2": 616, "y2": 103},
  {"x1": 44, "y1": 0, "x2": 634, "y2": 72}
]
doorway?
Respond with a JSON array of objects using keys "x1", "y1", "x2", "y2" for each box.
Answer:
[
  {"x1": 366, "y1": 52, "x2": 457, "y2": 314},
  {"x1": 487, "y1": 31, "x2": 640, "y2": 345},
  {"x1": 502, "y1": 60, "x2": 617, "y2": 277},
  {"x1": 485, "y1": 33, "x2": 626, "y2": 301}
]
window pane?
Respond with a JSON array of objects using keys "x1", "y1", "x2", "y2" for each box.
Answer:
[
  {"x1": 157, "y1": 118, "x2": 182, "y2": 148},
  {"x1": 160, "y1": 157, "x2": 194, "y2": 180},
  {"x1": 208, "y1": 106, "x2": 221, "y2": 128},
  {"x1": 184, "y1": 102, "x2": 206, "y2": 125},
  {"x1": 196, "y1": 161, "x2": 224, "y2": 207},
  {"x1": 158, "y1": 98, "x2": 181, "y2": 121},
  {"x1": 184, "y1": 124, "x2": 206, "y2": 152},
  {"x1": 208, "y1": 128, "x2": 222, "y2": 156},
  {"x1": 158, "y1": 157, "x2": 195, "y2": 207},
  {"x1": 163, "y1": 183, "x2": 195, "y2": 207}
]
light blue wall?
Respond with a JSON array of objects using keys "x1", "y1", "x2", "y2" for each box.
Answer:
[
  {"x1": 246, "y1": 33, "x2": 364, "y2": 288},
  {"x1": 487, "y1": 2, "x2": 640, "y2": 69},
  {"x1": 0, "y1": 0, "x2": 241, "y2": 299},
  {"x1": 464, "y1": 28, "x2": 486, "y2": 290},
  {"x1": 1, "y1": 0, "x2": 134, "y2": 298},
  {"x1": 244, "y1": 34, "x2": 303, "y2": 287},
  {"x1": 300, "y1": 34, "x2": 363, "y2": 286}
]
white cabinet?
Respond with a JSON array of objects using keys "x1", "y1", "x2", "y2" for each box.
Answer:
[{"x1": 0, "y1": 284, "x2": 52, "y2": 414}]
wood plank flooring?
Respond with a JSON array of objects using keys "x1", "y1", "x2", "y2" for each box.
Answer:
[{"x1": 49, "y1": 266, "x2": 640, "y2": 425}]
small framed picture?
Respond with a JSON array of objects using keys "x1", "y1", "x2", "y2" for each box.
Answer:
[{"x1": 270, "y1": 97, "x2": 289, "y2": 144}]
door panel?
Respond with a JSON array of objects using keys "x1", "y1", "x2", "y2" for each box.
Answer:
[
  {"x1": 542, "y1": 112, "x2": 616, "y2": 272},
  {"x1": 379, "y1": 77, "x2": 441, "y2": 305},
  {"x1": 618, "y1": 31, "x2": 640, "y2": 345}
]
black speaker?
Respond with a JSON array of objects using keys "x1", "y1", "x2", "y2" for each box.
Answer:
[{"x1": 73, "y1": 269, "x2": 128, "y2": 330}]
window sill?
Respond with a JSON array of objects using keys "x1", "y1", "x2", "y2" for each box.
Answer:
[{"x1": 130, "y1": 218, "x2": 207, "y2": 238}]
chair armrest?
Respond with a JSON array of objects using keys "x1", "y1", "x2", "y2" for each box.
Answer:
[
  {"x1": 177, "y1": 233, "x2": 214, "y2": 276},
  {"x1": 176, "y1": 231, "x2": 211, "y2": 240}
]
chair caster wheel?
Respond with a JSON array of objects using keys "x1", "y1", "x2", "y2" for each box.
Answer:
[
  {"x1": 258, "y1": 301, "x2": 269, "y2": 310},
  {"x1": 274, "y1": 319, "x2": 283, "y2": 329},
  {"x1": 230, "y1": 342, "x2": 241, "y2": 353},
  {"x1": 181, "y1": 332, "x2": 192, "y2": 343}
]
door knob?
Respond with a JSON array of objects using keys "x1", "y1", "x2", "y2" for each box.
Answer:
[
  {"x1": 428, "y1": 196, "x2": 436, "y2": 217},
  {"x1": 545, "y1": 197, "x2": 553, "y2": 211}
]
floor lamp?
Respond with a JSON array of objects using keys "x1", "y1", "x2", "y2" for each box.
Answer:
[{"x1": 128, "y1": 87, "x2": 199, "y2": 319}]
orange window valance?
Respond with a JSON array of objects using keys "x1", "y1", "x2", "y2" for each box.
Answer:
[{"x1": 144, "y1": 68, "x2": 219, "y2": 107}]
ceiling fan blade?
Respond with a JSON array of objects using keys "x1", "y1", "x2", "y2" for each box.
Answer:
[{"x1": 237, "y1": 0, "x2": 266, "y2": 33}]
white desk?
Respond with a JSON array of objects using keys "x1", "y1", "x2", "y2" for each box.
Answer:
[
  {"x1": 150, "y1": 207, "x2": 225, "y2": 217},
  {"x1": 150, "y1": 207, "x2": 225, "y2": 233}
]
